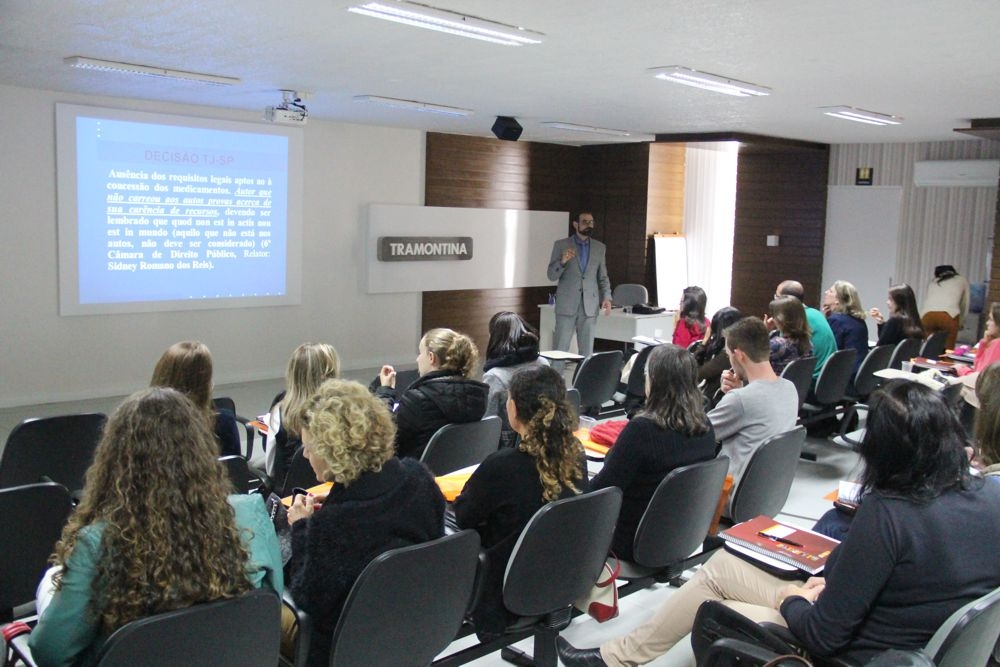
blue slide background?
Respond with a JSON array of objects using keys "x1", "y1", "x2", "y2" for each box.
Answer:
[{"x1": 76, "y1": 116, "x2": 289, "y2": 304}]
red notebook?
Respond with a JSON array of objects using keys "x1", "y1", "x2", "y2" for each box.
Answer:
[{"x1": 720, "y1": 515, "x2": 840, "y2": 575}]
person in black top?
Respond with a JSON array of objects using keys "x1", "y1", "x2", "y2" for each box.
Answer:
[
  {"x1": 376, "y1": 328, "x2": 488, "y2": 459},
  {"x1": 558, "y1": 379, "x2": 1000, "y2": 667},
  {"x1": 285, "y1": 380, "x2": 444, "y2": 667},
  {"x1": 149, "y1": 340, "x2": 241, "y2": 457},
  {"x1": 590, "y1": 344, "x2": 716, "y2": 560},
  {"x1": 691, "y1": 307, "x2": 744, "y2": 404},
  {"x1": 869, "y1": 283, "x2": 924, "y2": 347},
  {"x1": 454, "y1": 364, "x2": 587, "y2": 639}
]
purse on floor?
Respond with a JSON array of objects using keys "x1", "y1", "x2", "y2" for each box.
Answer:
[{"x1": 572, "y1": 556, "x2": 620, "y2": 622}]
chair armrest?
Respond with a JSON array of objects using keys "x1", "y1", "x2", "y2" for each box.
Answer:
[
  {"x1": 836, "y1": 404, "x2": 869, "y2": 447},
  {"x1": 700, "y1": 637, "x2": 782, "y2": 666},
  {"x1": 9, "y1": 632, "x2": 39, "y2": 667},
  {"x1": 232, "y1": 413, "x2": 257, "y2": 459},
  {"x1": 464, "y1": 549, "x2": 489, "y2": 617},
  {"x1": 281, "y1": 590, "x2": 313, "y2": 667}
]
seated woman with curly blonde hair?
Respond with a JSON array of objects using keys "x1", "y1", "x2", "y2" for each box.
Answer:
[
  {"x1": 284, "y1": 379, "x2": 445, "y2": 667},
  {"x1": 28, "y1": 387, "x2": 283, "y2": 667},
  {"x1": 454, "y1": 365, "x2": 588, "y2": 639}
]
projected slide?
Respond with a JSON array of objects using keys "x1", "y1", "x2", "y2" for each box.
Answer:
[{"x1": 57, "y1": 104, "x2": 303, "y2": 315}]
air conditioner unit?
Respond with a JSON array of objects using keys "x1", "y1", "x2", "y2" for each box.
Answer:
[{"x1": 913, "y1": 160, "x2": 1000, "y2": 187}]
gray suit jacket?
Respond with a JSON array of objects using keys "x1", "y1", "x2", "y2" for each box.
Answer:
[{"x1": 547, "y1": 236, "x2": 612, "y2": 317}]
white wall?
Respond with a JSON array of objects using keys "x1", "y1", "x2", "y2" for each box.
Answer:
[
  {"x1": 828, "y1": 141, "x2": 1000, "y2": 304},
  {"x1": 0, "y1": 84, "x2": 425, "y2": 407}
]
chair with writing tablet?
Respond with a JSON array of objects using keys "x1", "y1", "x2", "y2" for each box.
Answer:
[
  {"x1": 616, "y1": 456, "x2": 730, "y2": 597},
  {"x1": 10, "y1": 589, "x2": 281, "y2": 667},
  {"x1": 0, "y1": 413, "x2": 106, "y2": 499},
  {"x1": 919, "y1": 330, "x2": 948, "y2": 360},
  {"x1": 0, "y1": 482, "x2": 74, "y2": 623},
  {"x1": 779, "y1": 356, "x2": 817, "y2": 410},
  {"x1": 420, "y1": 416, "x2": 502, "y2": 476},
  {"x1": 281, "y1": 530, "x2": 480, "y2": 667},
  {"x1": 728, "y1": 426, "x2": 806, "y2": 524},
  {"x1": 572, "y1": 350, "x2": 624, "y2": 417},
  {"x1": 887, "y1": 337, "x2": 923, "y2": 371}
]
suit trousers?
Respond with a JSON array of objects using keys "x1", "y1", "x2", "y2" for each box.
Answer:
[
  {"x1": 599, "y1": 550, "x2": 797, "y2": 666},
  {"x1": 554, "y1": 307, "x2": 597, "y2": 357}
]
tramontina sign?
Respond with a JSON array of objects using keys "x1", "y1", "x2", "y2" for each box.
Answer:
[{"x1": 377, "y1": 236, "x2": 474, "y2": 262}]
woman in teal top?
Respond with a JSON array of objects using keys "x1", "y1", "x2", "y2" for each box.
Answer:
[{"x1": 28, "y1": 387, "x2": 283, "y2": 667}]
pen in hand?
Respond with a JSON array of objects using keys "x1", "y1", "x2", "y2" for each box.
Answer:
[{"x1": 757, "y1": 531, "x2": 803, "y2": 548}]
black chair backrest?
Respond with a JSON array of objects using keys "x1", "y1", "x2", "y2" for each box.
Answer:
[
  {"x1": 928, "y1": 585, "x2": 1000, "y2": 667},
  {"x1": 0, "y1": 482, "x2": 73, "y2": 622},
  {"x1": 625, "y1": 344, "x2": 659, "y2": 398},
  {"x1": 810, "y1": 349, "x2": 857, "y2": 405},
  {"x1": 276, "y1": 445, "x2": 319, "y2": 498},
  {"x1": 211, "y1": 396, "x2": 236, "y2": 413},
  {"x1": 612, "y1": 283, "x2": 649, "y2": 308},
  {"x1": 94, "y1": 589, "x2": 281, "y2": 667},
  {"x1": 572, "y1": 350, "x2": 624, "y2": 412},
  {"x1": 328, "y1": 530, "x2": 480, "y2": 667},
  {"x1": 730, "y1": 427, "x2": 806, "y2": 523},
  {"x1": 920, "y1": 330, "x2": 949, "y2": 360},
  {"x1": 852, "y1": 344, "x2": 894, "y2": 398},
  {"x1": 420, "y1": 416, "x2": 502, "y2": 475},
  {"x1": 219, "y1": 455, "x2": 251, "y2": 494},
  {"x1": 503, "y1": 487, "x2": 622, "y2": 617},
  {"x1": 888, "y1": 337, "x2": 923, "y2": 370},
  {"x1": 779, "y1": 356, "x2": 817, "y2": 409},
  {"x1": 632, "y1": 456, "x2": 729, "y2": 566},
  {"x1": 0, "y1": 413, "x2": 106, "y2": 494}
]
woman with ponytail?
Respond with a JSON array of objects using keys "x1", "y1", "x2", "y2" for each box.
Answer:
[
  {"x1": 376, "y1": 328, "x2": 489, "y2": 459},
  {"x1": 454, "y1": 365, "x2": 588, "y2": 639}
]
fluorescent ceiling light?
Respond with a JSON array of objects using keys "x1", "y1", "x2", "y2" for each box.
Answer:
[
  {"x1": 354, "y1": 95, "x2": 474, "y2": 117},
  {"x1": 541, "y1": 122, "x2": 654, "y2": 141},
  {"x1": 649, "y1": 66, "x2": 771, "y2": 97},
  {"x1": 347, "y1": 1, "x2": 544, "y2": 46},
  {"x1": 820, "y1": 106, "x2": 902, "y2": 126},
  {"x1": 64, "y1": 56, "x2": 240, "y2": 86}
]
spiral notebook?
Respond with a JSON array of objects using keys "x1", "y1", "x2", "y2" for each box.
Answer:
[{"x1": 720, "y1": 515, "x2": 840, "y2": 575}]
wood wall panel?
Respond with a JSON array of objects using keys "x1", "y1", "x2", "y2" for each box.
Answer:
[
  {"x1": 646, "y1": 143, "x2": 686, "y2": 236},
  {"x1": 423, "y1": 133, "x2": 583, "y2": 348},
  {"x1": 729, "y1": 143, "x2": 830, "y2": 318}
]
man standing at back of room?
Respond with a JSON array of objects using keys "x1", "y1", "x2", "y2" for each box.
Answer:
[
  {"x1": 547, "y1": 211, "x2": 613, "y2": 357},
  {"x1": 709, "y1": 316, "x2": 799, "y2": 490},
  {"x1": 776, "y1": 279, "x2": 836, "y2": 379}
]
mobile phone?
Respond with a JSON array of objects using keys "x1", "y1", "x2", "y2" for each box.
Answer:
[{"x1": 291, "y1": 487, "x2": 309, "y2": 502}]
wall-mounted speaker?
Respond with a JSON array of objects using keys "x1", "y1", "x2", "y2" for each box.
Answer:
[{"x1": 491, "y1": 116, "x2": 523, "y2": 141}]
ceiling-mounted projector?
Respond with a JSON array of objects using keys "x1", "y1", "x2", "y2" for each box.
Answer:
[
  {"x1": 265, "y1": 89, "x2": 308, "y2": 125},
  {"x1": 265, "y1": 106, "x2": 307, "y2": 124}
]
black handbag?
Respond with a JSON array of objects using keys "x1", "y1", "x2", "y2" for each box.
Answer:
[{"x1": 691, "y1": 600, "x2": 800, "y2": 666}]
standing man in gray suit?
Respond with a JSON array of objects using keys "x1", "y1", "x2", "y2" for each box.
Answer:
[{"x1": 547, "y1": 211, "x2": 613, "y2": 357}]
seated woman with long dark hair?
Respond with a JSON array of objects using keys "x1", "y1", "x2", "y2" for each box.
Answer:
[
  {"x1": 691, "y1": 307, "x2": 744, "y2": 401},
  {"x1": 590, "y1": 344, "x2": 717, "y2": 560},
  {"x1": 376, "y1": 328, "x2": 488, "y2": 459},
  {"x1": 28, "y1": 388, "x2": 283, "y2": 666},
  {"x1": 285, "y1": 379, "x2": 444, "y2": 667},
  {"x1": 454, "y1": 365, "x2": 588, "y2": 639},
  {"x1": 150, "y1": 340, "x2": 241, "y2": 457},
  {"x1": 869, "y1": 283, "x2": 924, "y2": 347},
  {"x1": 766, "y1": 296, "x2": 812, "y2": 375},
  {"x1": 482, "y1": 311, "x2": 548, "y2": 448},
  {"x1": 558, "y1": 379, "x2": 1000, "y2": 666},
  {"x1": 672, "y1": 285, "x2": 709, "y2": 349}
]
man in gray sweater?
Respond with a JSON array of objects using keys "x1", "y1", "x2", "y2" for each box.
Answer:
[{"x1": 708, "y1": 316, "x2": 799, "y2": 487}]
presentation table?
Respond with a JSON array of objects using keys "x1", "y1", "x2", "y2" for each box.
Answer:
[{"x1": 537, "y1": 304, "x2": 676, "y2": 351}]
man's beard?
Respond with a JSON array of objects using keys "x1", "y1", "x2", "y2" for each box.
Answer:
[{"x1": 579, "y1": 228, "x2": 593, "y2": 237}]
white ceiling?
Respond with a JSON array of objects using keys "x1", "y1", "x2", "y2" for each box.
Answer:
[{"x1": 3, "y1": 0, "x2": 1000, "y2": 146}]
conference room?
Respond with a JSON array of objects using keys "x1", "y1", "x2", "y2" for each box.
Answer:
[{"x1": 3, "y1": 2, "x2": 1000, "y2": 665}]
